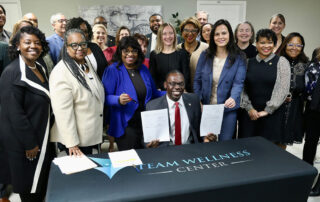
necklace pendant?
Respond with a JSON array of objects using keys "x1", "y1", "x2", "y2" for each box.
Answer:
[{"x1": 131, "y1": 72, "x2": 134, "y2": 77}]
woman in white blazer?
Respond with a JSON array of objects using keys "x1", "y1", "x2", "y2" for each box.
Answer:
[{"x1": 50, "y1": 28, "x2": 105, "y2": 156}]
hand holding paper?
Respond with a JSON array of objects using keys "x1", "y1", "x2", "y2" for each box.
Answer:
[
  {"x1": 200, "y1": 104, "x2": 225, "y2": 137},
  {"x1": 141, "y1": 109, "x2": 170, "y2": 143}
]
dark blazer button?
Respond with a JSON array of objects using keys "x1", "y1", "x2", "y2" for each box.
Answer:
[{"x1": 100, "y1": 114, "x2": 103, "y2": 117}]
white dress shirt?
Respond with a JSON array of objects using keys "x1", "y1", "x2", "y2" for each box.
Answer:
[
  {"x1": 150, "y1": 33, "x2": 157, "y2": 52},
  {"x1": 166, "y1": 95, "x2": 190, "y2": 145}
]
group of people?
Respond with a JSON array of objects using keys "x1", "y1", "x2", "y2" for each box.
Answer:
[{"x1": 0, "y1": 4, "x2": 320, "y2": 201}]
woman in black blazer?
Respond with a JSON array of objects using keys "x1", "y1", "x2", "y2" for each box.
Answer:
[
  {"x1": 66, "y1": 17, "x2": 108, "y2": 78},
  {"x1": 0, "y1": 26, "x2": 54, "y2": 202}
]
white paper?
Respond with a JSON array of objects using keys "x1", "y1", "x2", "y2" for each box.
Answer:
[
  {"x1": 200, "y1": 104, "x2": 225, "y2": 137},
  {"x1": 108, "y1": 149, "x2": 142, "y2": 168},
  {"x1": 53, "y1": 155, "x2": 97, "y2": 175},
  {"x1": 141, "y1": 109, "x2": 170, "y2": 143}
]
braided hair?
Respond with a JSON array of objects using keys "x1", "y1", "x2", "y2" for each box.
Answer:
[{"x1": 62, "y1": 28, "x2": 91, "y2": 93}]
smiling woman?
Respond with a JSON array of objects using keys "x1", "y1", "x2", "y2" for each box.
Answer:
[
  {"x1": 149, "y1": 23, "x2": 190, "y2": 91},
  {"x1": 234, "y1": 21, "x2": 257, "y2": 59},
  {"x1": 194, "y1": 19, "x2": 246, "y2": 141},
  {"x1": 240, "y1": 29, "x2": 291, "y2": 148},
  {"x1": 177, "y1": 17, "x2": 208, "y2": 92},
  {"x1": 102, "y1": 36, "x2": 164, "y2": 151},
  {"x1": 50, "y1": 29, "x2": 105, "y2": 157},
  {"x1": 279, "y1": 33, "x2": 309, "y2": 144},
  {"x1": 0, "y1": 26, "x2": 53, "y2": 201}
]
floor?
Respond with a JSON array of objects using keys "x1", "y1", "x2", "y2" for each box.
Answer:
[{"x1": 8, "y1": 142, "x2": 320, "y2": 202}]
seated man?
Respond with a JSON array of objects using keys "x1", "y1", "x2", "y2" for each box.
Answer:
[{"x1": 146, "y1": 70, "x2": 216, "y2": 148}]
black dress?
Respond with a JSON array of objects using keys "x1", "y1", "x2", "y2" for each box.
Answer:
[
  {"x1": 239, "y1": 55, "x2": 286, "y2": 143},
  {"x1": 149, "y1": 49, "x2": 190, "y2": 91},
  {"x1": 282, "y1": 59, "x2": 306, "y2": 144}
]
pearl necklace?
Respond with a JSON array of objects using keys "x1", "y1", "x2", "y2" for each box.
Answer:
[{"x1": 28, "y1": 65, "x2": 37, "y2": 70}]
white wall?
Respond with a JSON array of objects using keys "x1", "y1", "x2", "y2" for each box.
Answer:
[{"x1": 18, "y1": 0, "x2": 320, "y2": 57}]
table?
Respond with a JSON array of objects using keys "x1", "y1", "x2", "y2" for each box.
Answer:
[{"x1": 46, "y1": 137, "x2": 317, "y2": 202}]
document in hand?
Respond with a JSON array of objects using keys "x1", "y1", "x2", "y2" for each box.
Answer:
[
  {"x1": 108, "y1": 149, "x2": 143, "y2": 168},
  {"x1": 141, "y1": 108, "x2": 170, "y2": 143},
  {"x1": 53, "y1": 155, "x2": 97, "y2": 175},
  {"x1": 200, "y1": 104, "x2": 225, "y2": 137}
]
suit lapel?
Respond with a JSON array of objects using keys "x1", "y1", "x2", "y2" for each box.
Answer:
[
  {"x1": 85, "y1": 57, "x2": 105, "y2": 103},
  {"x1": 218, "y1": 55, "x2": 230, "y2": 87},
  {"x1": 182, "y1": 94, "x2": 199, "y2": 143},
  {"x1": 18, "y1": 55, "x2": 50, "y2": 100}
]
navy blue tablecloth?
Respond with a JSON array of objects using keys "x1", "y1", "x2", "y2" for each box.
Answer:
[{"x1": 46, "y1": 137, "x2": 317, "y2": 202}]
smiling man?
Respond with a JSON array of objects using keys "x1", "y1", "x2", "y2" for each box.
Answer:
[
  {"x1": 145, "y1": 13, "x2": 163, "y2": 58},
  {"x1": 0, "y1": 5, "x2": 11, "y2": 43},
  {"x1": 46, "y1": 13, "x2": 67, "y2": 65},
  {"x1": 146, "y1": 70, "x2": 216, "y2": 147}
]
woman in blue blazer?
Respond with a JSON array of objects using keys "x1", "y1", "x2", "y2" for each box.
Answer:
[
  {"x1": 102, "y1": 36, "x2": 164, "y2": 150},
  {"x1": 193, "y1": 19, "x2": 246, "y2": 141}
]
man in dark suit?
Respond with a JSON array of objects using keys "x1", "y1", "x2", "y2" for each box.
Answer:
[
  {"x1": 146, "y1": 70, "x2": 216, "y2": 148},
  {"x1": 93, "y1": 16, "x2": 115, "y2": 47}
]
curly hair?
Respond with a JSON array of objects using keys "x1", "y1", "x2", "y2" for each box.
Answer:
[
  {"x1": 66, "y1": 17, "x2": 93, "y2": 41},
  {"x1": 179, "y1": 17, "x2": 201, "y2": 34},
  {"x1": 279, "y1": 32, "x2": 309, "y2": 63},
  {"x1": 207, "y1": 19, "x2": 243, "y2": 67},
  {"x1": 112, "y1": 36, "x2": 144, "y2": 69},
  {"x1": 9, "y1": 26, "x2": 49, "y2": 60}
]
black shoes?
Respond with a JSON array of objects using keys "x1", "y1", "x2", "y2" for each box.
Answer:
[{"x1": 310, "y1": 175, "x2": 320, "y2": 197}]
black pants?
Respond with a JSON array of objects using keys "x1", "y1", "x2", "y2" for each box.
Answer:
[
  {"x1": 19, "y1": 192, "x2": 43, "y2": 202},
  {"x1": 303, "y1": 109, "x2": 320, "y2": 165},
  {"x1": 115, "y1": 124, "x2": 144, "y2": 151}
]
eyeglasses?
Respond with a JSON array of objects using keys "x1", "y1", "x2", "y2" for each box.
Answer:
[
  {"x1": 287, "y1": 43, "x2": 303, "y2": 48},
  {"x1": 57, "y1": 19, "x2": 68, "y2": 23},
  {"x1": 167, "y1": 82, "x2": 185, "y2": 87},
  {"x1": 67, "y1": 42, "x2": 88, "y2": 50},
  {"x1": 122, "y1": 49, "x2": 138, "y2": 55},
  {"x1": 183, "y1": 29, "x2": 198, "y2": 34}
]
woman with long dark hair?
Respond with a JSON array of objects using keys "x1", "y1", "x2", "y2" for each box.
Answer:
[
  {"x1": 102, "y1": 36, "x2": 164, "y2": 150},
  {"x1": 279, "y1": 32, "x2": 309, "y2": 145},
  {"x1": 66, "y1": 17, "x2": 108, "y2": 79},
  {"x1": 50, "y1": 29, "x2": 105, "y2": 156},
  {"x1": 193, "y1": 19, "x2": 246, "y2": 141}
]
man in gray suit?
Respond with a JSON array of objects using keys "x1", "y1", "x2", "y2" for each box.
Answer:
[{"x1": 146, "y1": 70, "x2": 216, "y2": 148}]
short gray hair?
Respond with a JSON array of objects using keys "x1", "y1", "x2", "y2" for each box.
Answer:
[
  {"x1": 64, "y1": 28, "x2": 86, "y2": 46},
  {"x1": 195, "y1": 10, "x2": 209, "y2": 19},
  {"x1": 50, "y1": 13, "x2": 64, "y2": 24}
]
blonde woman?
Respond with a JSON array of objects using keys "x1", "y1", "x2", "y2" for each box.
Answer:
[
  {"x1": 92, "y1": 24, "x2": 114, "y2": 64},
  {"x1": 149, "y1": 23, "x2": 190, "y2": 91}
]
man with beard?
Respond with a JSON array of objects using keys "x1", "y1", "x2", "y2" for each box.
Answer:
[
  {"x1": 146, "y1": 70, "x2": 216, "y2": 148},
  {"x1": 145, "y1": 13, "x2": 163, "y2": 58}
]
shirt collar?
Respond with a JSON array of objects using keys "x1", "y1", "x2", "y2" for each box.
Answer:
[
  {"x1": 166, "y1": 94, "x2": 184, "y2": 109},
  {"x1": 256, "y1": 53, "x2": 276, "y2": 63}
]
